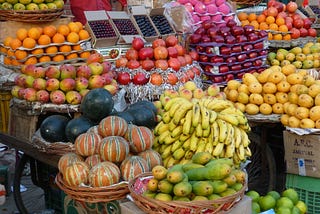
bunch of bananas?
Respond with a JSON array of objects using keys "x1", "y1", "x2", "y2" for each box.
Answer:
[{"x1": 153, "y1": 97, "x2": 252, "y2": 168}]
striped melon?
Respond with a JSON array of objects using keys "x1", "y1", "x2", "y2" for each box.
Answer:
[
  {"x1": 99, "y1": 136, "x2": 129, "y2": 163},
  {"x1": 89, "y1": 161, "x2": 121, "y2": 187},
  {"x1": 74, "y1": 132, "x2": 102, "y2": 157},
  {"x1": 120, "y1": 156, "x2": 150, "y2": 181},
  {"x1": 98, "y1": 116, "x2": 128, "y2": 137},
  {"x1": 138, "y1": 149, "x2": 162, "y2": 170},
  {"x1": 58, "y1": 153, "x2": 84, "y2": 174},
  {"x1": 63, "y1": 161, "x2": 90, "y2": 187},
  {"x1": 85, "y1": 154, "x2": 103, "y2": 168},
  {"x1": 125, "y1": 125, "x2": 154, "y2": 153}
]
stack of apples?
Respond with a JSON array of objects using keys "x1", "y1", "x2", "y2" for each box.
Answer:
[
  {"x1": 189, "y1": 19, "x2": 268, "y2": 84},
  {"x1": 237, "y1": 0, "x2": 317, "y2": 41},
  {"x1": 11, "y1": 53, "x2": 119, "y2": 105},
  {"x1": 115, "y1": 36, "x2": 201, "y2": 87}
]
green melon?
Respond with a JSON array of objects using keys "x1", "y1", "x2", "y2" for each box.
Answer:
[
  {"x1": 40, "y1": 114, "x2": 70, "y2": 142},
  {"x1": 65, "y1": 116, "x2": 94, "y2": 143}
]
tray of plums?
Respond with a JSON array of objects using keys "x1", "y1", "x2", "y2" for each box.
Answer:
[
  {"x1": 84, "y1": 10, "x2": 120, "y2": 48},
  {"x1": 149, "y1": 8, "x2": 176, "y2": 38}
]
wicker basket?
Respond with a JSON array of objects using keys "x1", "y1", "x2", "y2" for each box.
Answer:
[
  {"x1": 55, "y1": 172, "x2": 130, "y2": 203},
  {"x1": 229, "y1": 0, "x2": 262, "y2": 6},
  {"x1": 31, "y1": 130, "x2": 75, "y2": 155},
  {"x1": 129, "y1": 172, "x2": 247, "y2": 214},
  {"x1": 0, "y1": 8, "x2": 64, "y2": 23}
]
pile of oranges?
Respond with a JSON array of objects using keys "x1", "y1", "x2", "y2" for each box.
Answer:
[
  {"x1": 0, "y1": 21, "x2": 91, "y2": 66},
  {"x1": 238, "y1": 11, "x2": 291, "y2": 41}
]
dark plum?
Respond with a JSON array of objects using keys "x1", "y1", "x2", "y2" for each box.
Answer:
[
  {"x1": 88, "y1": 20, "x2": 116, "y2": 38},
  {"x1": 134, "y1": 15, "x2": 158, "y2": 37},
  {"x1": 112, "y1": 19, "x2": 139, "y2": 35},
  {"x1": 150, "y1": 15, "x2": 175, "y2": 35}
]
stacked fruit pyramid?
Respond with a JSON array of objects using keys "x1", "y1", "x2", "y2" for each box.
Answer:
[
  {"x1": 0, "y1": 0, "x2": 64, "y2": 10},
  {"x1": 0, "y1": 21, "x2": 92, "y2": 67},
  {"x1": 152, "y1": 81, "x2": 251, "y2": 168},
  {"x1": 114, "y1": 36, "x2": 202, "y2": 103},
  {"x1": 129, "y1": 152, "x2": 247, "y2": 212},
  {"x1": 10, "y1": 52, "x2": 118, "y2": 104},
  {"x1": 237, "y1": 0, "x2": 317, "y2": 41}
]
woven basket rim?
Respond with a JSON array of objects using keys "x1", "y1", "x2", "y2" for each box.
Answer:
[
  {"x1": 55, "y1": 172, "x2": 130, "y2": 203},
  {"x1": 0, "y1": 8, "x2": 64, "y2": 14},
  {"x1": 128, "y1": 172, "x2": 247, "y2": 214},
  {"x1": 0, "y1": 8, "x2": 64, "y2": 22}
]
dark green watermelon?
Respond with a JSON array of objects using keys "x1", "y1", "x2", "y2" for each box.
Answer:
[
  {"x1": 65, "y1": 116, "x2": 94, "y2": 143},
  {"x1": 111, "y1": 111, "x2": 135, "y2": 124},
  {"x1": 127, "y1": 107, "x2": 157, "y2": 129},
  {"x1": 40, "y1": 115, "x2": 70, "y2": 142},
  {"x1": 80, "y1": 88, "x2": 114, "y2": 123},
  {"x1": 128, "y1": 100, "x2": 157, "y2": 114}
]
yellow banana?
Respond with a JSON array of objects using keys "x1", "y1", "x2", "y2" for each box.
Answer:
[
  {"x1": 173, "y1": 148, "x2": 185, "y2": 160},
  {"x1": 179, "y1": 134, "x2": 190, "y2": 142},
  {"x1": 237, "y1": 144, "x2": 245, "y2": 161},
  {"x1": 164, "y1": 135, "x2": 179, "y2": 145},
  {"x1": 196, "y1": 138, "x2": 207, "y2": 153},
  {"x1": 169, "y1": 119, "x2": 177, "y2": 131},
  {"x1": 169, "y1": 102, "x2": 182, "y2": 117},
  {"x1": 153, "y1": 136, "x2": 160, "y2": 149},
  {"x1": 192, "y1": 103, "x2": 201, "y2": 127},
  {"x1": 154, "y1": 121, "x2": 169, "y2": 136},
  {"x1": 219, "y1": 148, "x2": 226, "y2": 158},
  {"x1": 184, "y1": 150, "x2": 194, "y2": 159},
  {"x1": 201, "y1": 97, "x2": 211, "y2": 108},
  {"x1": 161, "y1": 144, "x2": 172, "y2": 159},
  {"x1": 200, "y1": 104, "x2": 210, "y2": 130},
  {"x1": 212, "y1": 142, "x2": 225, "y2": 157},
  {"x1": 160, "y1": 144, "x2": 168, "y2": 153},
  {"x1": 171, "y1": 140, "x2": 184, "y2": 153},
  {"x1": 183, "y1": 109, "x2": 193, "y2": 135},
  {"x1": 166, "y1": 156, "x2": 179, "y2": 168},
  {"x1": 217, "y1": 119, "x2": 228, "y2": 143},
  {"x1": 171, "y1": 126, "x2": 183, "y2": 138},
  {"x1": 219, "y1": 107, "x2": 236, "y2": 115},
  {"x1": 190, "y1": 132, "x2": 199, "y2": 152},
  {"x1": 202, "y1": 126, "x2": 211, "y2": 137},
  {"x1": 182, "y1": 137, "x2": 191, "y2": 150},
  {"x1": 162, "y1": 112, "x2": 171, "y2": 124},
  {"x1": 195, "y1": 123, "x2": 203, "y2": 137},
  {"x1": 164, "y1": 97, "x2": 185, "y2": 111},
  {"x1": 204, "y1": 140, "x2": 214, "y2": 154},
  {"x1": 233, "y1": 126, "x2": 242, "y2": 148},
  {"x1": 207, "y1": 99, "x2": 234, "y2": 112},
  {"x1": 245, "y1": 146, "x2": 252, "y2": 157},
  {"x1": 189, "y1": 126, "x2": 195, "y2": 135},
  {"x1": 173, "y1": 101, "x2": 194, "y2": 125},
  {"x1": 209, "y1": 110, "x2": 218, "y2": 124},
  {"x1": 224, "y1": 123, "x2": 234, "y2": 145},
  {"x1": 234, "y1": 114, "x2": 248, "y2": 125},
  {"x1": 239, "y1": 122, "x2": 251, "y2": 132},
  {"x1": 233, "y1": 152, "x2": 241, "y2": 166},
  {"x1": 211, "y1": 121, "x2": 219, "y2": 146},
  {"x1": 217, "y1": 113, "x2": 239, "y2": 126},
  {"x1": 158, "y1": 130, "x2": 170, "y2": 144},
  {"x1": 225, "y1": 139, "x2": 235, "y2": 158},
  {"x1": 162, "y1": 156, "x2": 171, "y2": 168},
  {"x1": 240, "y1": 128, "x2": 250, "y2": 147}
]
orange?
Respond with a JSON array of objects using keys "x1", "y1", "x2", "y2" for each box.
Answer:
[
  {"x1": 39, "y1": 55, "x2": 51, "y2": 63},
  {"x1": 3, "y1": 57, "x2": 12, "y2": 65},
  {"x1": 24, "y1": 56, "x2": 37, "y2": 65},
  {"x1": 78, "y1": 29, "x2": 90, "y2": 40},
  {"x1": 276, "y1": 17, "x2": 285, "y2": 26},
  {"x1": 66, "y1": 53, "x2": 78, "y2": 60},
  {"x1": 75, "y1": 21, "x2": 83, "y2": 30},
  {"x1": 238, "y1": 12, "x2": 248, "y2": 21},
  {"x1": 45, "y1": 46, "x2": 58, "y2": 54},
  {"x1": 79, "y1": 51, "x2": 90, "y2": 58},
  {"x1": 67, "y1": 32, "x2": 80, "y2": 43},
  {"x1": 52, "y1": 33, "x2": 65, "y2": 43},
  {"x1": 241, "y1": 20, "x2": 250, "y2": 26},
  {"x1": 273, "y1": 33, "x2": 283, "y2": 40},
  {"x1": 250, "y1": 20, "x2": 260, "y2": 30},
  {"x1": 283, "y1": 34, "x2": 291, "y2": 40},
  {"x1": 28, "y1": 27, "x2": 41, "y2": 40},
  {"x1": 7, "y1": 50, "x2": 14, "y2": 57},
  {"x1": 38, "y1": 34, "x2": 51, "y2": 45},
  {"x1": 52, "y1": 54, "x2": 65, "y2": 62},
  {"x1": 10, "y1": 38, "x2": 22, "y2": 50},
  {"x1": 11, "y1": 59, "x2": 22, "y2": 66},
  {"x1": 59, "y1": 45, "x2": 72, "y2": 53},
  {"x1": 31, "y1": 48, "x2": 44, "y2": 55},
  {"x1": 72, "y1": 44, "x2": 82, "y2": 51},
  {"x1": 257, "y1": 14, "x2": 266, "y2": 23},
  {"x1": 3, "y1": 36, "x2": 13, "y2": 47},
  {"x1": 14, "y1": 50, "x2": 28, "y2": 60},
  {"x1": 266, "y1": 16, "x2": 275, "y2": 24},
  {"x1": 43, "y1": 25, "x2": 57, "y2": 38},
  {"x1": 259, "y1": 22, "x2": 269, "y2": 30},
  {"x1": 57, "y1": 24, "x2": 70, "y2": 36},
  {"x1": 37, "y1": 27, "x2": 43, "y2": 35},
  {"x1": 278, "y1": 25, "x2": 288, "y2": 33},
  {"x1": 248, "y1": 13, "x2": 257, "y2": 22},
  {"x1": 16, "y1": 28, "x2": 28, "y2": 41},
  {"x1": 268, "y1": 32, "x2": 273, "y2": 40},
  {"x1": 269, "y1": 23, "x2": 278, "y2": 31},
  {"x1": 0, "y1": 47, "x2": 8, "y2": 54},
  {"x1": 68, "y1": 22, "x2": 80, "y2": 33},
  {"x1": 22, "y1": 37, "x2": 36, "y2": 49}
]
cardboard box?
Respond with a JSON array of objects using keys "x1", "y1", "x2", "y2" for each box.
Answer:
[
  {"x1": 84, "y1": 10, "x2": 119, "y2": 48},
  {"x1": 107, "y1": 11, "x2": 143, "y2": 45},
  {"x1": 130, "y1": 6, "x2": 160, "y2": 42},
  {"x1": 149, "y1": 8, "x2": 176, "y2": 38},
  {"x1": 284, "y1": 130, "x2": 320, "y2": 178}
]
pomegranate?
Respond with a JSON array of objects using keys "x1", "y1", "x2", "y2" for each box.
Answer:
[
  {"x1": 165, "y1": 35, "x2": 178, "y2": 47},
  {"x1": 152, "y1": 38, "x2": 166, "y2": 48},
  {"x1": 155, "y1": 59, "x2": 169, "y2": 70},
  {"x1": 154, "y1": 46, "x2": 168, "y2": 60},
  {"x1": 132, "y1": 37, "x2": 144, "y2": 51}
]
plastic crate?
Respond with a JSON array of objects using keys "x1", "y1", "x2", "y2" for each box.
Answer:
[
  {"x1": 0, "y1": 91, "x2": 12, "y2": 133},
  {"x1": 285, "y1": 173, "x2": 320, "y2": 214}
]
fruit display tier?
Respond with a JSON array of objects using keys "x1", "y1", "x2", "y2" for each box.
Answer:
[
  {"x1": 116, "y1": 63, "x2": 203, "y2": 104},
  {"x1": 129, "y1": 172, "x2": 247, "y2": 214},
  {"x1": 268, "y1": 36, "x2": 318, "y2": 48},
  {"x1": 0, "y1": 8, "x2": 64, "y2": 23}
]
